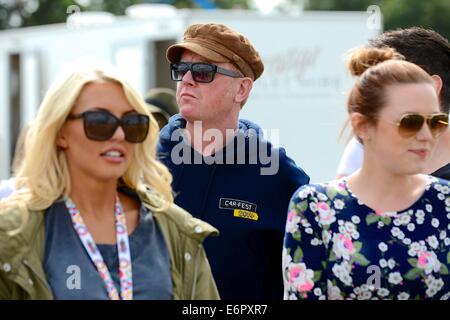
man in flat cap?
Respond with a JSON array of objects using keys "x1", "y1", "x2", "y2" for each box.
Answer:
[{"x1": 157, "y1": 23, "x2": 309, "y2": 300}]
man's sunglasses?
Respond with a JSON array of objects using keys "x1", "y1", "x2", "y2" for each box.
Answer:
[
  {"x1": 391, "y1": 112, "x2": 448, "y2": 138},
  {"x1": 170, "y1": 62, "x2": 243, "y2": 83},
  {"x1": 67, "y1": 110, "x2": 150, "y2": 143}
]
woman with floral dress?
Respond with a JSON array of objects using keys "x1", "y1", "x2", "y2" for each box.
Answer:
[{"x1": 283, "y1": 47, "x2": 450, "y2": 300}]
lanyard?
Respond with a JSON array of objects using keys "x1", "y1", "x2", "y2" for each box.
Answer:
[{"x1": 65, "y1": 196, "x2": 133, "y2": 300}]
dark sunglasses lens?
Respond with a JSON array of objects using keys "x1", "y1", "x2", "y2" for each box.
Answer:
[
  {"x1": 429, "y1": 114, "x2": 449, "y2": 135},
  {"x1": 399, "y1": 114, "x2": 424, "y2": 135},
  {"x1": 84, "y1": 111, "x2": 117, "y2": 141},
  {"x1": 122, "y1": 113, "x2": 150, "y2": 142},
  {"x1": 171, "y1": 63, "x2": 189, "y2": 81},
  {"x1": 192, "y1": 64, "x2": 215, "y2": 83}
]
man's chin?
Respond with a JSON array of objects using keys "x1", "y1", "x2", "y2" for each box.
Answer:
[{"x1": 180, "y1": 108, "x2": 199, "y2": 123}]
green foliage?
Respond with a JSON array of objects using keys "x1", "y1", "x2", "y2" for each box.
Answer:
[
  {"x1": 305, "y1": 0, "x2": 450, "y2": 40},
  {"x1": 313, "y1": 270, "x2": 322, "y2": 282},
  {"x1": 326, "y1": 187, "x2": 337, "y2": 200},
  {"x1": 404, "y1": 268, "x2": 421, "y2": 280},
  {"x1": 293, "y1": 246, "x2": 304, "y2": 263},
  {"x1": 380, "y1": 217, "x2": 391, "y2": 226},
  {"x1": 382, "y1": 0, "x2": 450, "y2": 40},
  {"x1": 292, "y1": 230, "x2": 301, "y2": 241},
  {"x1": 0, "y1": 0, "x2": 250, "y2": 30},
  {"x1": 441, "y1": 264, "x2": 449, "y2": 275},
  {"x1": 100, "y1": 0, "x2": 145, "y2": 15},
  {"x1": 3, "y1": 0, "x2": 449, "y2": 41},
  {"x1": 296, "y1": 200, "x2": 308, "y2": 213},
  {"x1": 172, "y1": 0, "x2": 198, "y2": 9},
  {"x1": 365, "y1": 213, "x2": 379, "y2": 226},
  {"x1": 305, "y1": 0, "x2": 383, "y2": 11},
  {"x1": 213, "y1": 0, "x2": 249, "y2": 9},
  {"x1": 352, "y1": 252, "x2": 370, "y2": 266},
  {"x1": 407, "y1": 258, "x2": 418, "y2": 268}
]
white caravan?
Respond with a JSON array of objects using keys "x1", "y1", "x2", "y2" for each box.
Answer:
[{"x1": 0, "y1": 6, "x2": 380, "y2": 182}]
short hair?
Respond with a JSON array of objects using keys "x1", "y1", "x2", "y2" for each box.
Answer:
[{"x1": 369, "y1": 27, "x2": 450, "y2": 113}]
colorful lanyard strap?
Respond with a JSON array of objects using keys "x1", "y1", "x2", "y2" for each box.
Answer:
[{"x1": 65, "y1": 196, "x2": 133, "y2": 300}]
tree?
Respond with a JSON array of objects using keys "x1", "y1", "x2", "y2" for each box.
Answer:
[
  {"x1": 0, "y1": 0, "x2": 251, "y2": 30},
  {"x1": 382, "y1": 0, "x2": 450, "y2": 39},
  {"x1": 304, "y1": 0, "x2": 449, "y2": 40},
  {"x1": 0, "y1": 0, "x2": 41, "y2": 29},
  {"x1": 304, "y1": 0, "x2": 382, "y2": 11}
]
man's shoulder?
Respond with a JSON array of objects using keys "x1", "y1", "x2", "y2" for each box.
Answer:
[
  {"x1": 153, "y1": 203, "x2": 219, "y2": 247},
  {"x1": 137, "y1": 187, "x2": 219, "y2": 242},
  {"x1": 431, "y1": 162, "x2": 450, "y2": 180},
  {"x1": 275, "y1": 147, "x2": 310, "y2": 184}
]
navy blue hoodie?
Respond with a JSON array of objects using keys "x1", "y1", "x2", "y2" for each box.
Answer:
[{"x1": 157, "y1": 114, "x2": 310, "y2": 300}]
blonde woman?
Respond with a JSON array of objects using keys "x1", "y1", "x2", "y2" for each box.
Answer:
[{"x1": 0, "y1": 62, "x2": 219, "y2": 300}]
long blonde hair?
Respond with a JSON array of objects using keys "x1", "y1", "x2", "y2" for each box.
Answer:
[{"x1": 1, "y1": 61, "x2": 173, "y2": 224}]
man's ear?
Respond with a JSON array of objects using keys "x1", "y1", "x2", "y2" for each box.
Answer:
[
  {"x1": 56, "y1": 127, "x2": 68, "y2": 150},
  {"x1": 350, "y1": 112, "x2": 370, "y2": 142},
  {"x1": 431, "y1": 75, "x2": 443, "y2": 96},
  {"x1": 234, "y1": 78, "x2": 253, "y2": 105}
]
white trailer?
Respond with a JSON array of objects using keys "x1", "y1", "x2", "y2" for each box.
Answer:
[{"x1": 0, "y1": 6, "x2": 380, "y2": 182}]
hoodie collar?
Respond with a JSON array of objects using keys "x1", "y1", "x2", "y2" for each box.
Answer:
[{"x1": 159, "y1": 114, "x2": 266, "y2": 149}]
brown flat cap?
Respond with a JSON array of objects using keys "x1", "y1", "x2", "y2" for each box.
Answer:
[{"x1": 167, "y1": 23, "x2": 264, "y2": 81}]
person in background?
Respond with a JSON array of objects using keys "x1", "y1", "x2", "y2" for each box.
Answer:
[
  {"x1": 337, "y1": 27, "x2": 450, "y2": 179},
  {"x1": 145, "y1": 87, "x2": 179, "y2": 129},
  {"x1": 336, "y1": 137, "x2": 363, "y2": 180},
  {"x1": 158, "y1": 23, "x2": 310, "y2": 300},
  {"x1": 284, "y1": 47, "x2": 450, "y2": 300},
  {"x1": 0, "y1": 61, "x2": 219, "y2": 300},
  {"x1": 0, "y1": 178, "x2": 16, "y2": 200}
]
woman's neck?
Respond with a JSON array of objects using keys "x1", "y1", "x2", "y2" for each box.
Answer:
[
  {"x1": 69, "y1": 178, "x2": 118, "y2": 220},
  {"x1": 347, "y1": 158, "x2": 428, "y2": 213},
  {"x1": 68, "y1": 178, "x2": 140, "y2": 244}
]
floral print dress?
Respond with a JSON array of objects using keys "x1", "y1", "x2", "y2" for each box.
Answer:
[{"x1": 283, "y1": 176, "x2": 450, "y2": 300}]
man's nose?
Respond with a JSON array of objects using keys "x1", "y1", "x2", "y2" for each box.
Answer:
[{"x1": 181, "y1": 70, "x2": 196, "y2": 86}]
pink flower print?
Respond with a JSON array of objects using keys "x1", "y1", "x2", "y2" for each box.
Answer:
[
  {"x1": 417, "y1": 253, "x2": 429, "y2": 268},
  {"x1": 375, "y1": 209, "x2": 397, "y2": 217},
  {"x1": 317, "y1": 202, "x2": 336, "y2": 226},
  {"x1": 288, "y1": 263, "x2": 315, "y2": 293},
  {"x1": 332, "y1": 234, "x2": 356, "y2": 260},
  {"x1": 298, "y1": 281, "x2": 314, "y2": 293},
  {"x1": 119, "y1": 239, "x2": 127, "y2": 253},
  {"x1": 286, "y1": 210, "x2": 301, "y2": 234},
  {"x1": 87, "y1": 241, "x2": 97, "y2": 254},
  {"x1": 417, "y1": 251, "x2": 441, "y2": 274},
  {"x1": 287, "y1": 210, "x2": 296, "y2": 222},
  {"x1": 337, "y1": 182, "x2": 346, "y2": 192}
]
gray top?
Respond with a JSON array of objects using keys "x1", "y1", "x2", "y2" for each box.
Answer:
[{"x1": 43, "y1": 194, "x2": 172, "y2": 300}]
